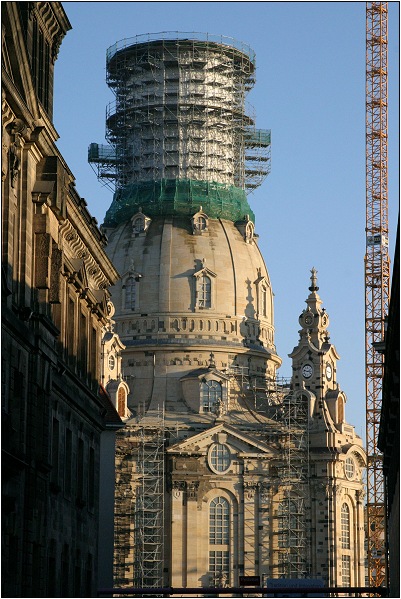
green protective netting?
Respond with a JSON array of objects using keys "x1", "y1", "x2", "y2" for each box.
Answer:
[{"x1": 103, "y1": 179, "x2": 255, "y2": 227}]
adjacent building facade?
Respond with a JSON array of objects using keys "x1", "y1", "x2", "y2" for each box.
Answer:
[
  {"x1": 2, "y1": 3, "x2": 122, "y2": 596},
  {"x1": 90, "y1": 33, "x2": 367, "y2": 592}
]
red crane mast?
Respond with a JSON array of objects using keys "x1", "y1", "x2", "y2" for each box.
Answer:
[{"x1": 365, "y1": 1, "x2": 390, "y2": 588}]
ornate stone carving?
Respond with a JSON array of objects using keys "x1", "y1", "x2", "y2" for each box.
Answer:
[
  {"x1": 187, "y1": 481, "x2": 200, "y2": 500},
  {"x1": 172, "y1": 480, "x2": 186, "y2": 498},
  {"x1": 51, "y1": 34, "x2": 63, "y2": 62},
  {"x1": 9, "y1": 142, "x2": 20, "y2": 188},
  {"x1": 244, "y1": 481, "x2": 259, "y2": 499}
]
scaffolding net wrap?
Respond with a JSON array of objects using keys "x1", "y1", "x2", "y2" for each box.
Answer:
[{"x1": 103, "y1": 179, "x2": 255, "y2": 227}]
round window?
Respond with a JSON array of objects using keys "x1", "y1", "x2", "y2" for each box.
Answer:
[
  {"x1": 208, "y1": 443, "x2": 231, "y2": 474},
  {"x1": 108, "y1": 355, "x2": 115, "y2": 371},
  {"x1": 345, "y1": 456, "x2": 355, "y2": 479}
]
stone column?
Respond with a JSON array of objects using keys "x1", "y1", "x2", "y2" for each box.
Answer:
[
  {"x1": 243, "y1": 482, "x2": 258, "y2": 575},
  {"x1": 186, "y1": 482, "x2": 200, "y2": 587},
  {"x1": 171, "y1": 482, "x2": 186, "y2": 587}
]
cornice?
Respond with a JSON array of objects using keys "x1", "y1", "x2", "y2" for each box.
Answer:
[{"x1": 34, "y1": 2, "x2": 72, "y2": 62}]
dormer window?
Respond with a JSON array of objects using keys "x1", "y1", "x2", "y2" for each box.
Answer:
[
  {"x1": 195, "y1": 216, "x2": 206, "y2": 230},
  {"x1": 198, "y1": 275, "x2": 211, "y2": 308},
  {"x1": 124, "y1": 276, "x2": 137, "y2": 310},
  {"x1": 133, "y1": 217, "x2": 144, "y2": 233},
  {"x1": 131, "y1": 211, "x2": 151, "y2": 236},
  {"x1": 193, "y1": 263, "x2": 216, "y2": 310},
  {"x1": 261, "y1": 285, "x2": 267, "y2": 317},
  {"x1": 254, "y1": 270, "x2": 271, "y2": 320},
  {"x1": 191, "y1": 208, "x2": 209, "y2": 235},
  {"x1": 245, "y1": 221, "x2": 255, "y2": 243},
  {"x1": 201, "y1": 380, "x2": 222, "y2": 413},
  {"x1": 235, "y1": 215, "x2": 255, "y2": 243}
]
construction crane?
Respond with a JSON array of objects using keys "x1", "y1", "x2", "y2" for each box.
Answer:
[{"x1": 365, "y1": 1, "x2": 390, "y2": 588}]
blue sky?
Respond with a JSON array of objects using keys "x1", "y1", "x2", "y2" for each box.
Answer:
[{"x1": 54, "y1": 1, "x2": 399, "y2": 441}]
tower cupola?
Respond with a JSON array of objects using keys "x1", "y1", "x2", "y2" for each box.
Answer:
[
  {"x1": 298, "y1": 267, "x2": 330, "y2": 349},
  {"x1": 290, "y1": 268, "x2": 340, "y2": 403}
]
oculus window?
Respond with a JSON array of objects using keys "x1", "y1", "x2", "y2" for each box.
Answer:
[{"x1": 208, "y1": 443, "x2": 231, "y2": 474}]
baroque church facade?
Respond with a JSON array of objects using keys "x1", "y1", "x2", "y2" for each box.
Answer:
[{"x1": 90, "y1": 33, "x2": 367, "y2": 592}]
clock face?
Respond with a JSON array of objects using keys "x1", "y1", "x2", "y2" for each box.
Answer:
[
  {"x1": 326, "y1": 364, "x2": 332, "y2": 380},
  {"x1": 302, "y1": 364, "x2": 313, "y2": 379},
  {"x1": 304, "y1": 314, "x2": 313, "y2": 326}
]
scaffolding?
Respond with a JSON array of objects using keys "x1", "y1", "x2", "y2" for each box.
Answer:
[
  {"x1": 229, "y1": 366, "x2": 311, "y2": 578},
  {"x1": 114, "y1": 370, "x2": 311, "y2": 587},
  {"x1": 276, "y1": 391, "x2": 311, "y2": 579},
  {"x1": 133, "y1": 425, "x2": 165, "y2": 591},
  {"x1": 113, "y1": 419, "x2": 166, "y2": 593},
  {"x1": 89, "y1": 32, "x2": 270, "y2": 197}
]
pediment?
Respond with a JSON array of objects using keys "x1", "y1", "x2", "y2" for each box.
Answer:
[
  {"x1": 167, "y1": 422, "x2": 274, "y2": 457},
  {"x1": 193, "y1": 266, "x2": 217, "y2": 279},
  {"x1": 342, "y1": 444, "x2": 366, "y2": 467},
  {"x1": 180, "y1": 367, "x2": 230, "y2": 383}
]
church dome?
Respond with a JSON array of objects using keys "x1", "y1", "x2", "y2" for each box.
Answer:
[{"x1": 105, "y1": 214, "x2": 279, "y2": 362}]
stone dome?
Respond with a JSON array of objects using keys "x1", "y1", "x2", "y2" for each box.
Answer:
[{"x1": 106, "y1": 215, "x2": 278, "y2": 355}]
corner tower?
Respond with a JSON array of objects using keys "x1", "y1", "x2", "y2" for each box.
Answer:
[{"x1": 288, "y1": 269, "x2": 366, "y2": 586}]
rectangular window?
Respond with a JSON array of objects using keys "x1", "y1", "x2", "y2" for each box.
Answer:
[
  {"x1": 37, "y1": 27, "x2": 44, "y2": 102},
  {"x1": 198, "y1": 275, "x2": 211, "y2": 308},
  {"x1": 125, "y1": 277, "x2": 136, "y2": 310},
  {"x1": 341, "y1": 555, "x2": 351, "y2": 586},
  {"x1": 51, "y1": 417, "x2": 59, "y2": 486},
  {"x1": 64, "y1": 428, "x2": 72, "y2": 496},
  {"x1": 79, "y1": 311, "x2": 87, "y2": 376},
  {"x1": 43, "y1": 41, "x2": 50, "y2": 112},
  {"x1": 77, "y1": 438, "x2": 84, "y2": 501},
  {"x1": 32, "y1": 17, "x2": 38, "y2": 82},
  {"x1": 67, "y1": 297, "x2": 75, "y2": 364},
  {"x1": 209, "y1": 550, "x2": 229, "y2": 583},
  {"x1": 91, "y1": 327, "x2": 97, "y2": 382},
  {"x1": 88, "y1": 447, "x2": 95, "y2": 509}
]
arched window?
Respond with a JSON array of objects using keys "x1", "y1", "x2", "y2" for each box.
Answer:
[
  {"x1": 201, "y1": 380, "x2": 222, "y2": 413},
  {"x1": 261, "y1": 285, "x2": 267, "y2": 317},
  {"x1": 198, "y1": 275, "x2": 211, "y2": 308},
  {"x1": 132, "y1": 216, "x2": 144, "y2": 233},
  {"x1": 338, "y1": 397, "x2": 344, "y2": 422},
  {"x1": 245, "y1": 222, "x2": 254, "y2": 242},
  {"x1": 125, "y1": 277, "x2": 136, "y2": 310},
  {"x1": 210, "y1": 497, "x2": 229, "y2": 544},
  {"x1": 209, "y1": 497, "x2": 230, "y2": 587},
  {"x1": 341, "y1": 503, "x2": 350, "y2": 549},
  {"x1": 194, "y1": 216, "x2": 207, "y2": 231},
  {"x1": 117, "y1": 387, "x2": 126, "y2": 417}
]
